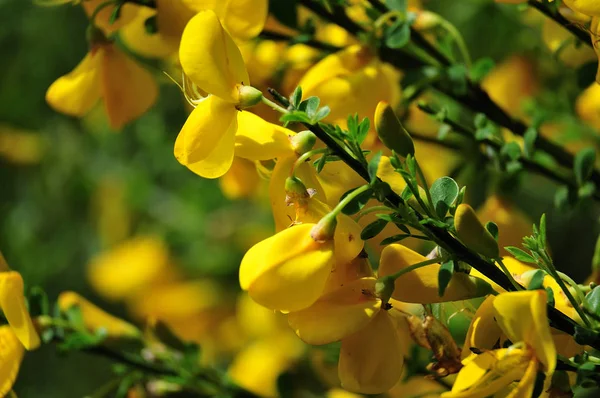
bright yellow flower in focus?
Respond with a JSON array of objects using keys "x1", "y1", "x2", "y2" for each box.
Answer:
[
  {"x1": 0, "y1": 326, "x2": 25, "y2": 396},
  {"x1": 175, "y1": 10, "x2": 287, "y2": 178},
  {"x1": 443, "y1": 290, "x2": 556, "y2": 398},
  {"x1": 58, "y1": 291, "x2": 140, "y2": 338},
  {"x1": 46, "y1": 42, "x2": 158, "y2": 130},
  {"x1": 379, "y1": 244, "x2": 492, "y2": 304},
  {"x1": 0, "y1": 252, "x2": 40, "y2": 351}
]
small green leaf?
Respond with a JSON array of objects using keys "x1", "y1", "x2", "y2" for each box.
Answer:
[
  {"x1": 340, "y1": 188, "x2": 374, "y2": 215},
  {"x1": 386, "y1": 0, "x2": 407, "y2": 12},
  {"x1": 504, "y1": 246, "x2": 536, "y2": 263},
  {"x1": 574, "y1": 147, "x2": 596, "y2": 186},
  {"x1": 500, "y1": 142, "x2": 521, "y2": 161},
  {"x1": 280, "y1": 111, "x2": 311, "y2": 124},
  {"x1": 538, "y1": 213, "x2": 546, "y2": 247},
  {"x1": 368, "y1": 151, "x2": 383, "y2": 184},
  {"x1": 474, "y1": 113, "x2": 488, "y2": 129},
  {"x1": 527, "y1": 269, "x2": 546, "y2": 290},
  {"x1": 438, "y1": 260, "x2": 454, "y2": 297},
  {"x1": 584, "y1": 286, "x2": 600, "y2": 321},
  {"x1": 361, "y1": 219, "x2": 388, "y2": 240},
  {"x1": 312, "y1": 105, "x2": 330, "y2": 123},
  {"x1": 381, "y1": 234, "x2": 412, "y2": 245},
  {"x1": 385, "y1": 20, "x2": 411, "y2": 49},
  {"x1": 485, "y1": 221, "x2": 499, "y2": 241},
  {"x1": 545, "y1": 286, "x2": 555, "y2": 307},
  {"x1": 304, "y1": 96, "x2": 320, "y2": 118},
  {"x1": 447, "y1": 64, "x2": 468, "y2": 95},
  {"x1": 469, "y1": 57, "x2": 495, "y2": 82},
  {"x1": 438, "y1": 124, "x2": 452, "y2": 140},
  {"x1": 523, "y1": 127, "x2": 537, "y2": 158},
  {"x1": 430, "y1": 176, "x2": 459, "y2": 218},
  {"x1": 290, "y1": 86, "x2": 302, "y2": 107}
]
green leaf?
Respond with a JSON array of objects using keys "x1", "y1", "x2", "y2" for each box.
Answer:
[
  {"x1": 290, "y1": 86, "x2": 302, "y2": 107},
  {"x1": 545, "y1": 286, "x2": 555, "y2": 307},
  {"x1": 438, "y1": 260, "x2": 454, "y2": 297},
  {"x1": 523, "y1": 127, "x2": 537, "y2": 158},
  {"x1": 584, "y1": 286, "x2": 600, "y2": 321},
  {"x1": 280, "y1": 111, "x2": 311, "y2": 124},
  {"x1": 574, "y1": 147, "x2": 596, "y2": 186},
  {"x1": 381, "y1": 234, "x2": 412, "y2": 245},
  {"x1": 538, "y1": 213, "x2": 546, "y2": 247},
  {"x1": 474, "y1": 113, "x2": 488, "y2": 129},
  {"x1": 304, "y1": 96, "x2": 320, "y2": 118},
  {"x1": 312, "y1": 105, "x2": 330, "y2": 123},
  {"x1": 340, "y1": 188, "x2": 373, "y2": 215},
  {"x1": 437, "y1": 124, "x2": 452, "y2": 140},
  {"x1": 430, "y1": 176, "x2": 459, "y2": 218},
  {"x1": 485, "y1": 221, "x2": 498, "y2": 241},
  {"x1": 504, "y1": 246, "x2": 536, "y2": 263},
  {"x1": 385, "y1": 20, "x2": 411, "y2": 49},
  {"x1": 447, "y1": 64, "x2": 468, "y2": 95},
  {"x1": 368, "y1": 151, "x2": 383, "y2": 184},
  {"x1": 356, "y1": 117, "x2": 370, "y2": 145},
  {"x1": 469, "y1": 57, "x2": 495, "y2": 82},
  {"x1": 500, "y1": 142, "x2": 521, "y2": 161},
  {"x1": 360, "y1": 219, "x2": 388, "y2": 240},
  {"x1": 579, "y1": 182, "x2": 596, "y2": 199},
  {"x1": 386, "y1": 0, "x2": 407, "y2": 12},
  {"x1": 527, "y1": 269, "x2": 546, "y2": 290}
]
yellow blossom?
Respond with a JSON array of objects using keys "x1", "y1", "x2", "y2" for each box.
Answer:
[
  {"x1": 562, "y1": 0, "x2": 600, "y2": 17},
  {"x1": 0, "y1": 326, "x2": 25, "y2": 397}
]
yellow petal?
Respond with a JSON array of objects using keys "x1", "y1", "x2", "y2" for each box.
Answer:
[
  {"x1": 379, "y1": 244, "x2": 491, "y2": 303},
  {"x1": 87, "y1": 236, "x2": 172, "y2": 301},
  {"x1": 155, "y1": 0, "x2": 196, "y2": 40},
  {"x1": 100, "y1": 45, "x2": 158, "y2": 129},
  {"x1": 452, "y1": 351, "x2": 497, "y2": 392},
  {"x1": 0, "y1": 272, "x2": 40, "y2": 350},
  {"x1": 338, "y1": 311, "x2": 404, "y2": 394},
  {"x1": 239, "y1": 224, "x2": 335, "y2": 312},
  {"x1": 235, "y1": 111, "x2": 294, "y2": 160},
  {"x1": 220, "y1": 0, "x2": 268, "y2": 40},
  {"x1": 269, "y1": 155, "x2": 327, "y2": 231},
  {"x1": 45, "y1": 51, "x2": 101, "y2": 117},
  {"x1": 119, "y1": 8, "x2": 176, "y2": 59},
  {"x1": 563, "y1": 0, "x2": 600, "y2": 16},
  {"x1": 179, "y1": 10, "x2": 249, "y2": 102},
  {"x1": 288, "y1": 278, "x2": 381, "y2": 345},
  {"x1": 493, "y1": 290, "x2": 556, "y2": 374},
  {"x1": 58, "y1": 291, "x2": 140, "y2": 338},
  {"x1": 0, "y1": 326, "x2": 24, "y2": 397},
  {"x1": 174, "y1": 96, "x2": 238, "y2": 179},
  {"x1": 82, "y1": 0, "x2": 139, "y2": 34},
  {"x1": 506, "y1": 358, "x2": 538, "y2": 398},
  {"x1": 461, "y1": 295, "x2": 502, "y2": 359}
]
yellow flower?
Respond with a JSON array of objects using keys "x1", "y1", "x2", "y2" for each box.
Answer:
[
  {"x1": 119, "y1": 7, "x2": 176, "y2": 59},
  {"x1": 444, "y1": 290, "x2": 556, "y2": 398},
  {"x1": 0, "y1": 252, "x2": 40, "y2": 351},
  {"x1": 576, "y1": 82, "x2": 600, "y2": 129},
  {"x1": 542, "y1": 18, "x2": 596, "y2": 67},
  {"x1": 562, "y1": 0, "x2": 600, "y2": 17},
  {"x1": 219, "y1": 158, "x2": 262, "y2": 199},
  {"x1": 46, "y1": 43, "x2": 158, "y2": 130},
  {"x1": 0, "y1": 125, "x2": 44, "y2": 165},
  {"x1": 379, "y1": 244, "x2": 492, "y2": 303},
  {"x1": 81, "y1": 0, "x2": 140, "y2": 34},
  {"x1": 58, "y1": 291, "x2": 140, "y2": 338},
  {"x1": 0, "y1": 326, "x2": 25, "y2": 397}
]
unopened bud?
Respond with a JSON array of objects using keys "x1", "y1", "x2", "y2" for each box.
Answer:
[
  {"x1": 412, "y1": 10, "x2": 442, "y2": 31},
  {"x1": 310, "y1": 212, "x2": 338, "y2": 242},
  {"x1": 237, "y1": 85, "x2": 263, "y2": 109},
  {"x1": 290, "y1": 131, "x2": 317, "y2": 155},
  {"x1": 375, "y1": 275, "x2": 395, "y2": 305},
  {"x1": 454, "y1": 204, "x2": 499, "y2": 259},
  {"x1": 285, "y1": 176, "x2": 309, "y2": 206},
  {"x1": 374, "y1": 101, "x2": 415, "y2": 158}
]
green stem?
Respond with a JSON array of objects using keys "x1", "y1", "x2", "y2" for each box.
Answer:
[
  {"x1": 331, "y1": 185, "x2": 371, "y2": 217},
  {"x1": 261, "y1": 96, "x2": 289, "y2": 114},
  {"x1": 355, "y1": 205, "x2": 393, "y2": 222},
  {"x1": 90, "y1": 0, "x2": 117, "y2": 24},
  {"x1": 374, "y1": 10, "x2": 404, "y2": 29},
  {"x1": 414, "y1": 159, "x2": 435, "y2": 215},
  {"x1": 388, "y1": 257, "x2": 445, "y2": 281},
  {"x1": 437, "y1": 18, "x2": 472, "y2": 67},
  {"x1": 292, "y1": 148, "x2": 329, "y2": 177},
  {"x1": 496, "y1": 258, "x2": 524, "y2": 291},
  {"x1": 557, "y1": 271, "x2": 586, "y2": 304}
]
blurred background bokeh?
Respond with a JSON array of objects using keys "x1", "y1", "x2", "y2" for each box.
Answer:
[{"x1": 1, "y1": 0, "x2": 600, "y2": 396}]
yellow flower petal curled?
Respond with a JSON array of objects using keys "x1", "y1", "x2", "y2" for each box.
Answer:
[
  {"x1": 58, "y1": 291, "x2": 140, "y2": 338},
  {"x1": 100, "y1": 45, "x2": 158, "y2": 130},
  {"x1": 338, "y1": 311, "x2": 404, "y2": 394},
  {"x1": 379, "y1": 244, "x2": 491, "y2": 303},
  {"x1": 45, "y1": 51, "x2": 102, "y2": 117},
  {"x1": 461, "y1": 295, "x2": 501, "y2": 359},
  {"x1": 174, "y1": 96, "x2": 238, "y2": 179},
  {"x1": 454, "y1": 204, "x2": 499, "y2": 259},
  {"x1": 239, "y1": 224, "x2": 335, "y2": 312},
  {"x1": 563, "y1": 0, "x2": 600, "y2": 17},
  {"x1": 179, "y1": 10, "x2": 249, "y2": 102},
  {"x1": 235, "y1": 112, "x2": 294, "y2": 161},
  {"x1": 288, "y1": 277, "x2": 381, "y2": 345},
  {"x1": 0, "y1": 272, "x2": 40, "y2": 350},
  {"x1": 493, "y1": 290, "x2": 556, "y2": 374},
  {"x1": 0, "y1": 326, "x2": 24, "y2": 397}
]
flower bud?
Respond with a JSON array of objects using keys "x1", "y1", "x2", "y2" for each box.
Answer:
[
  {"x1": 310, "y1": 212, "x2": 338, "y2": 242},
  {"x1": 374, "y1": 101, "x2": 414, "y2": 158},
  {"x1": 413, "y1": 10, "x2": 442, "y2": 31},
  {"x1": 454, "y1": 204, "x2": 499, "y2": 259},
  {"x1": 237, "y1": 85, "x2": 263, "y2": 109},
  {"x1": 285, "y1": 176, "x2": 310, "y2": 206},
  {"x1": 290, "y1": 130, "x2": 317, "y2": 155}
]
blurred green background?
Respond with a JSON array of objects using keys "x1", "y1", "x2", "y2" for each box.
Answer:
[{"x1": 0, "y1": 0, "x2": 599, "y2": 396}]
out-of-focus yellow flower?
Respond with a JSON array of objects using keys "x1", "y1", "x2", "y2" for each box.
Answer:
[
  {"x1": 443, "y1": 290, "x2": 556, "y2": 398},
  {"x1": 482, "y1": 55, "x2": 538, "y2": 118},
  {"x1": 576, "y1": 82, "x2": 600, "y2": 130},
  {"x1": 156, "y1": 0, "x2": 268, "y2": 43},
  {"x1": 119, "y1": 7, "x2": 176, "y2": 59},
  {"x1": 58, "y1": 291, "x2": 140, "y2": 338},
  {"x1": 0, "y1": 326, "x2": 25, "y2": 396},
  {"x1": 239, "y1": 40, "x2": 286, "y2": 89},
  {"x1": 379, "y1": 244, "x2": 492, "y2": 303},
  {"x1": 387, "y1": 374, "x2": 447, "y2": 397},
  {"x1": 0, "y1": 252, "x2": 40, "y2": 351},
  {"x1": 475, "y1": 195, "x2": 532, "y2": 256},
  {"x1": 563, "y1": 0, "x2": 600, "y2": 17},
  {"x1": 592, "y1": 17, "x2": 600, "y2": 83},
  {"x1": 87, "y1": 236, "x2": 174, "y2": 301},
  {"x1": 239, "y1": 223, "x2": 336, "y2": 312},
  {"x1": 46, "y1": 43, "x2": 158, "y2": 130},
  {"x1": 92, "y1": 177, "x2": 131, "y2": 248},
  {"x1": 219, "y1": 158, "x2": 262, "y2": 200},
  {"x1": 542, "y1": 18, "x2": 596, "y2": 67},
  {"x1": 299, "y1": 45, "x2": 401, "y2": 126},
  {"x1": 0, "y1": 126, "x2": 44, "y2": 165}
]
